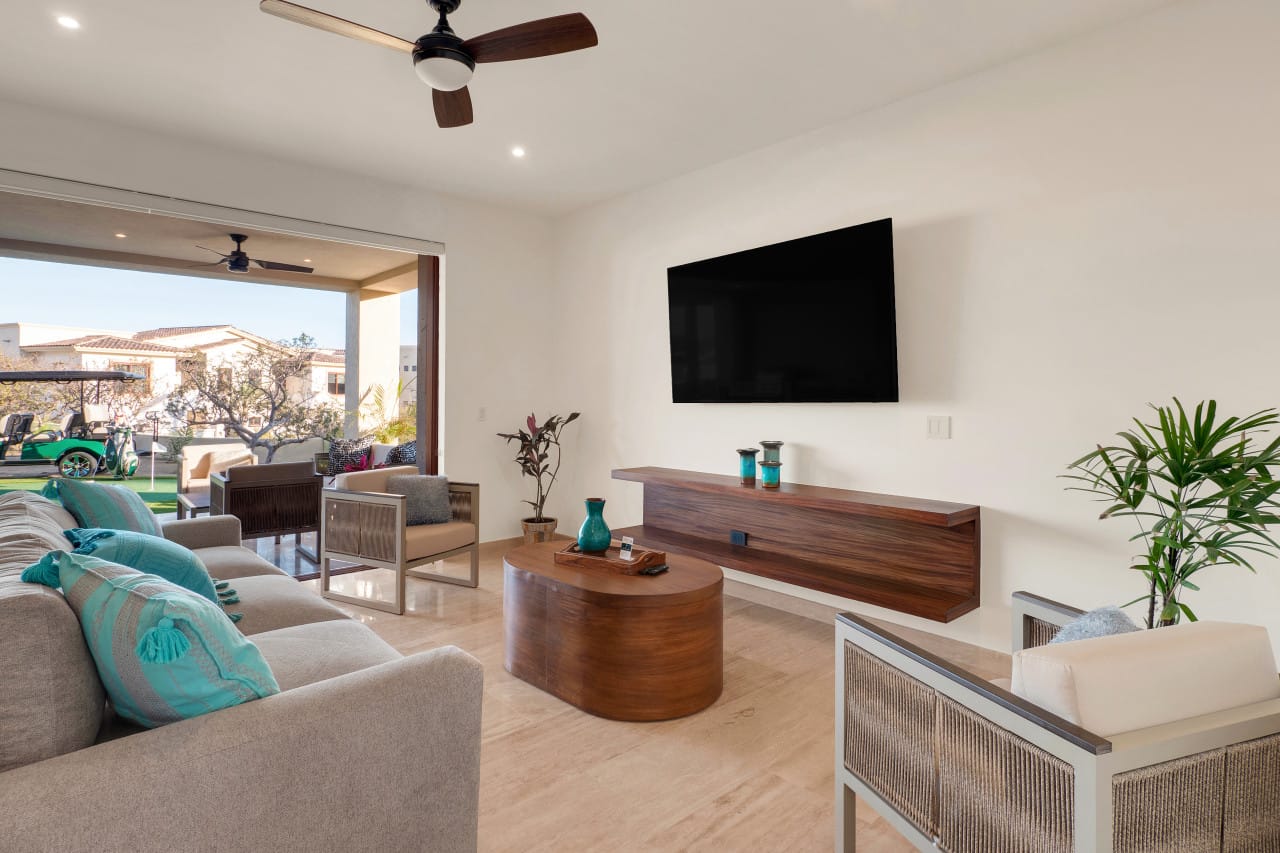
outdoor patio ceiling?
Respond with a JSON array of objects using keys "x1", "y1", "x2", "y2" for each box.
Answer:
[{"x1": 0, "y1": 190, "x2": 419, "y2": 295}]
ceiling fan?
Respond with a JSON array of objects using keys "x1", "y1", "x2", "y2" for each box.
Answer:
[
  {"x1": 259, "y1": 0, "x2": 598, "y2": 128},
  {"x1": 196, "y1": 234, "x2": 315, "y2": 275}
]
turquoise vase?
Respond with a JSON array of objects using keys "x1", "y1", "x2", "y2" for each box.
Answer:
[{"x1": 577, "y1": 498, "x2": 611, "y2": 554}]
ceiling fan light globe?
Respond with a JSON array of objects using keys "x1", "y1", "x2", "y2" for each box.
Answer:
[{"x1": 414, "y1": 55, "x2": 474, "y2": 91}]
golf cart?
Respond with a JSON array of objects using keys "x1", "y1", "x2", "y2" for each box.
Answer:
[{"x1": 0, "y1": 370, "x2": 143, "y2": 479}]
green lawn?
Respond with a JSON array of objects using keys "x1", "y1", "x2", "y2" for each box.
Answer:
[{"x1": 0, "y1": 476, "x2": 178, "y2": 514}]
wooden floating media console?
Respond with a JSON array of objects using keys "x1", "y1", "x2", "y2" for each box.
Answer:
[{"x1": 611, "y1": 467, "x2": 980, "y2": 622}]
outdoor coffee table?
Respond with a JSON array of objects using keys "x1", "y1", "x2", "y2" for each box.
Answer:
[
  {"x1": 176, "y1": 489, "x2": 210, "y2": 520},
  {"x1": 503, "y1": 540, "x2": 723, "y2": 721}
]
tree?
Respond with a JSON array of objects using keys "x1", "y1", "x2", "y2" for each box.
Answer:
[
  {"x1": 0, "y1": 354, "x2": 54, "y2": 420},
  {"x1": 165, "y1": 334, "x2": 343, "y2": 461}
]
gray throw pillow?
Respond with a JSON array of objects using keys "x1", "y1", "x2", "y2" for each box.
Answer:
[
  {"x1": 1050, "y1": 605, "x2": 1141, "y2": 644},
  {"x1": 385, "y1": 474, "x2": 451, "y2": 526}
]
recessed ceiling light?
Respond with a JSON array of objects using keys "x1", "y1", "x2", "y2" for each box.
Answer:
[
  {"x1": 114, "y1": 232, "x2": 127, "y2": 239},
  {"x1": 56, "y1": 15, "x2": 81, "y2": 29},
  {"x1": 303, "y1": 258, "x2": 312, "y2": 264},
  {"x1": 511, "y1": 146, "x2": 526, "y2": 159}
]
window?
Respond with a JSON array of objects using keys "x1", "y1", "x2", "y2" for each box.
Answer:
[
  {"x1": 327, "y1": 372, "x2": 345, "y2": 395},
  {"x1": 110, "y1": 362, "x2": 151, "y2": 388},
  {"x1": 217, "y1": 367, "x2": 233, "y2": 386}
]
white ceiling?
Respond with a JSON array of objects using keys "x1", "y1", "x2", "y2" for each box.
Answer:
[{"x1": 0, "y1": 0, "x2": 1174, "y2": 215}]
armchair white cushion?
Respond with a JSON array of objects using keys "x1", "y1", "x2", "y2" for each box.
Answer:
[
  {"x1": 1012, "y1": 621, "x2": 1280, "y2": 737},
  {"x1": 179, "y1": 443, "x2": 257, "y2": 494}
]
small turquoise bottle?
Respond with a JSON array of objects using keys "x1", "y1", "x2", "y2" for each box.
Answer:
[
  {"x1": 577, "y1": 498, "x2": 611, "y2": 554},
  {"x1": 737, "y1": 448, "x2": 759, "y2": 486},
  {"x1": 760, "y1": 461, "x2": 782, "y2": 490}
]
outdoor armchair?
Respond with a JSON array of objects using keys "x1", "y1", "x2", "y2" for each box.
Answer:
[
  {"x1": 320, "y1": 465, "x2": 479, "y2": 615},
  {"x1": 210, "y1": 460, "x2": 323, "y2": 561},
  {"x1": 178, "y1": 442, "x2": 257, "y2": 494},
  {"x1": 835, "y1": 592, "x2": 1280, "y2": 852}
]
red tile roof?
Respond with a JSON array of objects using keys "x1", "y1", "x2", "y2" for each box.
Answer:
[
  {"x1": 133, "y1": 325, "x2": 232, "y2": 340},
  {"x1": 28, "y1": 335, "x2": 192, "y2": 355}
]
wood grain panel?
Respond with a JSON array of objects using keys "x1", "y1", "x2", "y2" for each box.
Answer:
[
  {"x1": 611, "y1": 468, "x2": 981, "y2": 623},
  {"x1": 643, "y1": 485, "x2": 974, "y2": 596}
]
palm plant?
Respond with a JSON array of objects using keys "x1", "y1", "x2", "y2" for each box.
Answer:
[
  {"x1": 1065, "y1": 399, "x2": 1280, "y2": 628},
  {"x1": 497, "y1": 412, "x2": 579, "y2": 523}
]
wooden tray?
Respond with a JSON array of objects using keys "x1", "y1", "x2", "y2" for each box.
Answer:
[{"x1": 553, "y1": 541, "x2": 667, "y2": 575}]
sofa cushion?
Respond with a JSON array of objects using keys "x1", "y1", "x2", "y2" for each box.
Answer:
[
  {"x1": 22, "y1": 552, "x2": 279, "y2": 728},
  {"x1": 251, "y1": 620, "x2": 401, "y2": 691},
  {"x1": 0, "y1": 490, "x2": 77, "y2": 533},
  {"x1": 226, "y1": 574, "x2": 350, "y2": 636},
  {"x1": 0, "y1": 493, "x2": 73, "y2": 579},
  {"x1": 43, "y1": 479, "x2": 163, "y2": 537},
  {"x1": 1012, "y1": 621, "x2": 1280, "y2": 737},
  {"x1": 406, "y1": 521, "x2": 475, "y2": 561},
  {"x1": 193, "y1": 545, "x2": 288, "y2": 581},
  {"x1": 64, "y1": 528, "x2": 219, "y2": 605},
  {"x1": 0, "y1": 576, "x2": 104, "y2": 772},
  {"x1": 386, "y1": 474, "x2": 451, "y2": 525}
]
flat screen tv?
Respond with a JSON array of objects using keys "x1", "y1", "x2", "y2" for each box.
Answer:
[{"x1": 667, "y1": 218, "x2": 898, "y2": 403}]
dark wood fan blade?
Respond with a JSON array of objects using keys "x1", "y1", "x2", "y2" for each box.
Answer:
[
  {"x1": 259, "y1": 0, "x2": 414, "y2": 54},
  {"x1": 433, "y1": 87, "x2": 474, "y2": 128},
  {"x1": 463, "y1": 13, "x2": 597, "y2": 63},
  {"x1": 253, "y1": 259, "x2": 315, "y2": 274},
  {"x1": 195, "y1": 245, "x2": 229, "y2": 256}
]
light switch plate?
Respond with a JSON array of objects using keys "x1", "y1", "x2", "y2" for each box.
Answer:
[{"x1": 927, "y1": 415, "x2": 952, "y2": 440}]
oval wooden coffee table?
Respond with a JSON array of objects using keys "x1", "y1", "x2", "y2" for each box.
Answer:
[{"x1": 503, "y1": 540, "x2": 723, "y2": 721}]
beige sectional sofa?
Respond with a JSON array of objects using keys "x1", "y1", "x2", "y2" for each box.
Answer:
[{"x1": 0, "y1": 491, "x2": 483, "y2": 853}]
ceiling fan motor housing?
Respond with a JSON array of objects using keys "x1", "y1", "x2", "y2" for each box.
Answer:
[{"x1": 413, "y1": 28, "x2": 475, "y2": 91}]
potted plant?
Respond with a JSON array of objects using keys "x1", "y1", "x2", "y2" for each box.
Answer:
[
  {"x1": 1065, "y1": 399, "x2": 1280, "y2": 628},
  {"x1": 498, "y1": 412, "x2": 580, "y2": 544}
]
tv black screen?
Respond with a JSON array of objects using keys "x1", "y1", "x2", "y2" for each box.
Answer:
[{"x1": 667, "y1": 218, "x2": 898, "y2": 403}]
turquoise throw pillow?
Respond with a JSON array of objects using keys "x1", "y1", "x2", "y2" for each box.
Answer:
[
  {"x1": 64, "y1": 528, "x2": 219, "y2": 605},
  {"x1": 21, "y1": 552, "x2": 279, "y2": 728},
  {"x1": 42, "y1": 479, "x2": 163, "y2": 537}
]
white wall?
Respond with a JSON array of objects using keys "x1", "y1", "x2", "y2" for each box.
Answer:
[
  {"x1": 0, "y1": 98, "x2": 556, "y2": 541},
  {"x1": 549, "y1": 0, "x2": 1280, "y2": 654}
]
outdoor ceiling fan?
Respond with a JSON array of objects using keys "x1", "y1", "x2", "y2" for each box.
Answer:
[
  {"x1": 196, "y1": 234, "x2": 315, "y2": 275},
  {"x1": 259, "y1": 0, "x2": 598, "y2": 128}
]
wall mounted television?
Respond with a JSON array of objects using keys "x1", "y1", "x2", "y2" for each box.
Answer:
[{"x1": 667, "y1": 217, "x2": 898, "y2": 403}]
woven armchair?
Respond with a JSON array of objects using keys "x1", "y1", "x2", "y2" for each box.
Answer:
[
  {"x1": 320, "y1": 466, "x2": 479, "y2": 615},
  {"x1": 836, "y1": 592, "x2": 1280, "y2": 852}
]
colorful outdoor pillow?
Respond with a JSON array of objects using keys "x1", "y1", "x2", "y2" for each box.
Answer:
[
  {"x1": 385, "y1": 441, "x2": 417, "y2": 466},
  {"x1": 21, "y1": 551, "x2": 279, "y2": 728},
  {"x1": 328, "y1": 436, "x2": 375, "y2": 474},
  {"x1": 41, "y1": 478, "x2": 163, "y2": 537},
  {"x1": 63, "y1": 528, "x2": 219, "y2": 605}
]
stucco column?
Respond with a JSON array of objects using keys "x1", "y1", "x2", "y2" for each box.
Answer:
[{"x1": 344, "y1": 289, "x2": 401, "y2": 438}]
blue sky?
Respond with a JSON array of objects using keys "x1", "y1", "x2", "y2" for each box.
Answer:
[{"x1": 0, "y1": 257, "x2": 418, "y2": 349}]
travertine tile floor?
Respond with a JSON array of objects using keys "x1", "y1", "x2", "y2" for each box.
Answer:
[{"x1": 280, "y1": 538, "x2": 1006, "y2": 852}]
